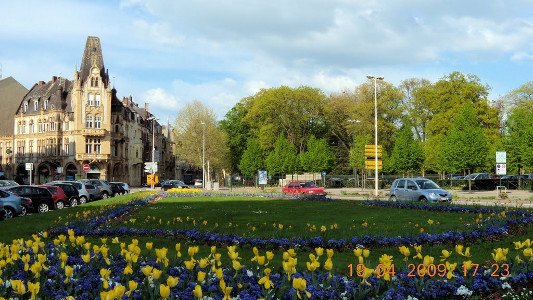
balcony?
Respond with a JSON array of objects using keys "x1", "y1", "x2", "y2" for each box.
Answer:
[
  {"x1": 80, "y1": 128, "x2": 107, "y2": 136},
  {"x1": 75, "y1": 153, "x2": 110, "y2": 161}
]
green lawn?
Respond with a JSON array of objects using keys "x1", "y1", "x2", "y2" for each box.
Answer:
[{"x1": 114, "y1": 196, "x2": 485, "y2": 239}]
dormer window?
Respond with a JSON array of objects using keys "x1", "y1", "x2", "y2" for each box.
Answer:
[
  {"x1": 90, "y1": 77, "x2": 99, "y2": 87},
  {"x1": 44, "y1": 99, "x2": 49, "y2": 110},
  {"x1": 23, "y1": 102, "x2": 28, "y2": 112},
  {"x1": 33, "y1": 100, "x2": 39, "y2": 111}
]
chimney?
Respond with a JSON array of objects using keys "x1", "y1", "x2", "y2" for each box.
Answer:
[
  {"x1": 52, "y1": 76, "x2": 57, "y2": 83},
  {"x1": 39, "y1": 81, "x2": 45, "y2": 86},
  {"x1": 122, "y1": 97, "x2": 129, "y2": 106}
]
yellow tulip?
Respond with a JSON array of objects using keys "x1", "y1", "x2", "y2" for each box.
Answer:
[
  {"x1": 258, "y1": 268, "x2": 274, "y2": 289},
  {"x1": 123, "y1": 264, "x2": 133, "y2": 275},
  {"x1": 398, "y1": 246, "x2": 410, "y2": 260},
  {"x1": 81, "y1": 252, "x2": 91, "y2": 263},
  {"x1": 315, "y1": 247, "x2": 324, "y2": 257},
  {"x1": 445, "y1": 261, "x2": 457, "y2": 279},
  {"x1": 64, "y1": 265, "x2": 74, "y2": 283},
  {"x1": 193, "y1": 284, "x2": 203, "y2": 299},
  {"x1": 197, "y1": 271, "x2": 207, "y2": 282},
  {"x1": 326, "y1": 248, "x2": 334, "y2": 258},
  {"x1": 324, "y1": 258, "x2": 333, "y2": 271},
  {"x1": 167, "y1": 276, "x2": 179, "y2": 288},
  {"x1": 363, "y1": 249, "x2": 370, "y2": 258},
  {"x1": 152, "y1": 268, "x2": 163, "y2": 280},
  {"x1": 292, "y1": 277, "x2": 311, "y2": 299},
  {"x1": 10, "y1": 279, "x2": 26, "y2": 295},
  {"x1": 423, "y1": 255, "x2": 434, "y2": 266},
  {"x1": 222, "y1": 286, "x2": 233, "y2": 300},
  {"x1": 160, "y1": 284, "x2": 171, "y2": 299},
  {"x1": 128, "y1": 280, "x2": 138, "y2": 292},
  {"x1": 353, "y1": 248, "x2": 363, "y2": 257},
  {"x1": 146, "y1": 242, "x2": 153, "y2": 250},
  {"x1": 232, "y1": 260, "x2": 243, "y2": 271},
  {"x1": 440, "y1": 249, "x2": 451, "y2": 261},
  {"x1": 27, "y1": 281, "x2": 39, "y2": 300},
  {"x1": 184, "y1": 260, "x2": 196, "y2": 270},
  {"x1": 523, "y1": 248, "x2": 532, "y2": 258},
  {"x1": 113, "y1": 285, "x2": 126, "y2": 299}
]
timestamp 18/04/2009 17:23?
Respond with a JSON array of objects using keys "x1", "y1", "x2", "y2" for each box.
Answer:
[{"x1": 348, "y1": 262, "x2": 510, "y2": 278}]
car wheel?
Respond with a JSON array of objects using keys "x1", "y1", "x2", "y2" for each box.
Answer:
[
  {"x1": 79, "y1": 196, "x2": 87, "y2": 204},
  {"x1": 389, "y1": 195, "x2": 397, "y2": 202},
  {"x1": 102, "y1": 192, "x2": 109, "y2": 199},
  {"x1": 70, "y1": 198, "x2": 79, "y2": 207},
  {"x1": 420, "y1": 196, "x2": 428, "y2": 202},
  {"x1": 4, "y1": 207, "x2": 15, "y2": 219},
  {"x1": 55, "y1": 201, "x2": 65, "y2": 210},
  {"x1": 38, "y1": 203, "x2": 50, "y2": 213},
  {"x1": 19, "y1": 206, "x2": 27, "y2": 216}
]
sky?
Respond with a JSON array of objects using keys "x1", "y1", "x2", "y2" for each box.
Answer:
[{"x1": 1, "y1": 0, "x2": 532, "y2": 122}]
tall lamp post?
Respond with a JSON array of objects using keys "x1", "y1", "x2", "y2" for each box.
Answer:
[
  {"x1": 201, "y1": 122, "x2": 206, "y2": 189},
  {"x1": 148, "y1": 116, "x2": 157, "y2": 190},
  {"x1": 367, "y1": 75, "x2": 384, "y2": 197}
]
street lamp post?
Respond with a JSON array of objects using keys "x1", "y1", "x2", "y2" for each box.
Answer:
[
  {"x1": 148, "y1": 116, "x2": 157, "y2": 190},
  {"x1": 367, "y1": 75, "x2": 384, "y2": 198},
  {"x1": 201, "y1": 122, "x2": 206, "y2": 189}
]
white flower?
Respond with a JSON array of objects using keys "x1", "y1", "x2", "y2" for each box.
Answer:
[
  {"x1": 246, "y1": 270, "x2": 253, "y2": 277},
  {"x1": 455, "y1": 285, "x2": 473, "y2": 297},
  {"x1": 406, "y1": 296, "x2": 419, "y2": 300},
  {"x1": 501, "y1": 282, "x2": 512, "y2": 290}
]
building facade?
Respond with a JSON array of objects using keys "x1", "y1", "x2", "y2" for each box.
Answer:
[{"x1": 5, "y1": 36, "x2": 175, "y2": 185}]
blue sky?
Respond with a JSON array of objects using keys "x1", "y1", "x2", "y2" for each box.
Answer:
[{"x1": 1, "y1": 0, "x2": 532, "y2": 122}]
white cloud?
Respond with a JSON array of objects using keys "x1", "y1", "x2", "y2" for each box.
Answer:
[
  {"x1": 143, "y1": 88, "x2": 180, "y2": 110},
  {"x1": 511, "y1": 52, "x2": 533, "y2": 62}
]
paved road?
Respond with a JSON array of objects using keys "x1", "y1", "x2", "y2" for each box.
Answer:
[{"x1": 130, "y1": 186, "x2": 533, "y2": 208}]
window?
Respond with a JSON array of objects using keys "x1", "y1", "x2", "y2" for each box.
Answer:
[
  {"x1": 29, "y1": 121, "x2": 34, "y2": 133},
  {"x1": 95, "y1": 94, "x2": 100, "y2": 106},
  {"x1": 44, "y1": 99, "x2": 48, "y2": 110},
  {"x1": 406, "y1": 181, "x2": 417, "y2": 190},
  {"x1": 33, "y1": 100, "x2": 38, "y2": 111},
  {"x1": 63, "y1": 121, "x2": 69, "y2": 131},
  {"x1": 23, "y1": 102, "x2": 28, "y2": 112},
  {"x1": 85, "y1": 138, "x2": 101, "y2": 154},
  {"x1": 94, "y1": 116, "x2": 102, "y2": 128},
  {"x1": 29, "y1": 140, "x2": 33, "y2": 157},
  {"x1": 86, "y1": 114, "x2": 93, "y2": 128},
  {"x1": 88, "y1": 94, "x2": 94, "y2": 106},
  {"x1": 63, "y1": 138, "x2": 69, "y2": 155},
  {"x1": 91, "y1": 77, "x2": 99, "y2": 87}
]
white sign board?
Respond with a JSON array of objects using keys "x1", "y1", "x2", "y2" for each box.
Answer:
[
  {"x1": 496, "y1": 151, "x2": 506, "y2": 164},
  {"x1": 258, "y1": 170, "x2": 267, "y2": 185},
  {"x1": 496, "y1": 163, "x2": 507, "y2": 175},
  {"x1": 25, "y1": 163, "x2": 33, "y2": 171}
]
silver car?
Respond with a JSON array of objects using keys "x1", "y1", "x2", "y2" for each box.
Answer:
[
  {"x1": 78, "y1": 179, "x2": 113, "y2": 199},
  {"x1": 48, "y1": 181, "x2": 90, "y2": 204},
  {"x1": 110, "y1": 182, "x2": 130, "y2": 193},
  {"x1": 0, "y1": 189, "x2": 23, "y2": 218},
  {"x1": 390, "y1": 178, "x2": 452, "y2": 202}
]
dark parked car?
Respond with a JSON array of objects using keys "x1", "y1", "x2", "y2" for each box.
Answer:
[
  {"x1": 109, "y1": 182, "x2": 126, "y2": 196},
  {"x1": 0, "y1": 189, "x2": 23, "y2": 219},
  {"x1": 85, "y1": 184, "x2": 103, "y2": 201},
  {"x1": 45, "y1": 183, "x2": 81, "y2": 206},
  {"x1": 161, "y1": 180, "x2": 189, "y2": 191},
  {"x1": 6, "y1": 186, "x2": 55, "y2": 213},
  {"x1": 20, "y1": 197, "x2": 33, "y2": 216},
  {"x1": 79, "y1": 179, "x2": 113, "y2": 198},
  {"x1": 110, "y1": 182, "x2": 130, "y2": 193}
]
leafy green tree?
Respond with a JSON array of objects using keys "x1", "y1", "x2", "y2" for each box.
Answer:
[
  {"x1": 265, "y1": 134, "x2": 298, "y2": 176},
  {"x1": 173, "y1": 101, "x2": 230, "y2": 175},
  {"x1": 389, "y1": 121, "x2": 424, "y2": 174},
  {"x1": 238, "y1": 138, "x2": 263, "y2": 177},
  {"x1": 300, "y1": 135, "x2": 335, "y2": 173},
  {"x1": 399, "y1": 78, "x2": 431, "y2": 141},
  {"x1": 220, "y1": 100, "x2": 252, "y2": 172},
  {"x1": 349, "y1": 134, "x2": 371, "y2": 173},
  {"x1": 505, "y1": 98, "x2": 533, "y2": 173},
  {"x1": 244, "y1": 86, "x2": 328, "y2": 153},
  {"x1": 443, "y1": 103, "x2": 488, "y2": 173}
]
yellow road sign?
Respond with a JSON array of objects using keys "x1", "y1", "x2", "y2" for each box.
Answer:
[
  {"x1": 147, "y1": 174, "x2": 159, "y2": 185},
  {"x1": 365, "y1": 160, "x2": 383, "y2": 170},
  {"x1": 364, "y1": 145, "x2": 383, "y2": 158}
]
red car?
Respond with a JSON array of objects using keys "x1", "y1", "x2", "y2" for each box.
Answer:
[
  {"x1": 282, "y1": 181, "x2": 327, "y2": 196},
  {"x1": 40, "y1": 185, "x2": 68, "y2": 210}
]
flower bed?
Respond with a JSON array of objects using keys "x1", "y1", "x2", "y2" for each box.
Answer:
[{"x1": 52, "y1": 193, "x2": 533, "y2": 250}]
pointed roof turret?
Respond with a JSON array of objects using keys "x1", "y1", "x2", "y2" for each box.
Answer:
[{"x1": 79, "y1": 36, "x2": 109, "y2": 87}]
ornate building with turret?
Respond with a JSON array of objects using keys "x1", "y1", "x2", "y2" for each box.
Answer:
[{"x1": 4, "y1": 36, "x2": 175, "y2": 185}]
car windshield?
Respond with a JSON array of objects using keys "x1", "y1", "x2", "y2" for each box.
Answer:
[
  {"x1": 463, "y1": 174, "x2": 476, "y2": 180},
  {"x1": 415, "y1": 180, "x2": 440, "y2": 189},
  {"x1": 300, "y1": 182, "x2": 317, "y2": 188}
]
